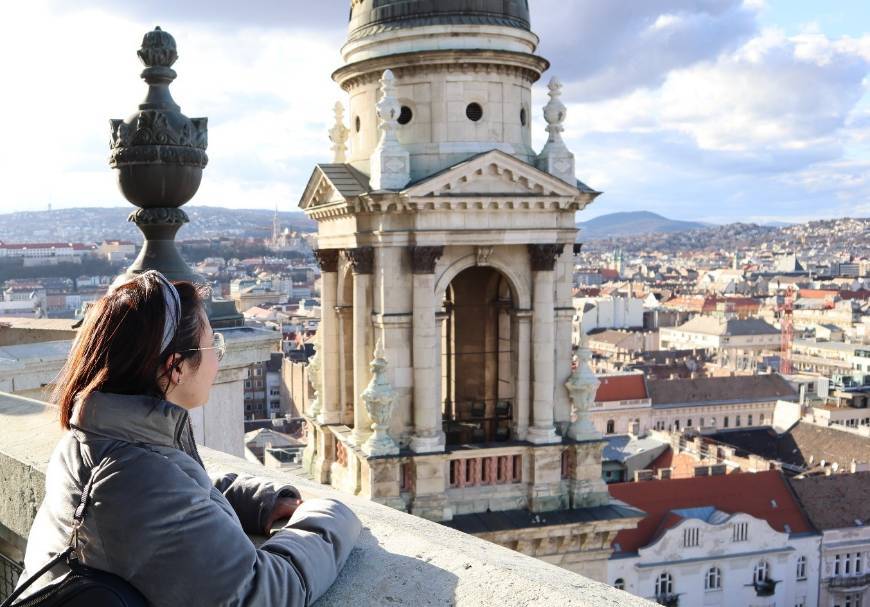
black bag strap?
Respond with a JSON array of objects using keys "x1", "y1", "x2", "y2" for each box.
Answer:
[{"x1": 1, "y1": 444, "x2": 120, "y2": 607}]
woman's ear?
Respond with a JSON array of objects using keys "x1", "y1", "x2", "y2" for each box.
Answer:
[{"x1": 163, "y1": 353, "x2": 185, "y2": 387}]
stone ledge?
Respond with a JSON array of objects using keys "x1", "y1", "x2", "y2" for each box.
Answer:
[{"x1": 0, "y1": 392, "x2": 652, "y2": 606}]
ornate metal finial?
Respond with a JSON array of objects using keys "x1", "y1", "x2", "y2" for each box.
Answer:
[
  {"x1": 564, "y1": 332, "x2": 603, "y2": 441},
  {"x1": 536, "y1": 76, "x2": 575, "y2": 184},
  {"x1": 307, "y1": 330, "x2": 323, "y2": 418},
  {"x1": 361, "y1": 337, "x2": 400, "y2": 456},
  {"x1": 369, "y1": 69, "x2": 409, "y2": 190},
  {"x1": 329, "y1": 101, "x2": 350, "y2": 163}
]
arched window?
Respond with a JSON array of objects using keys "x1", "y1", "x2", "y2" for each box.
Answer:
[
  {"x1": 613, "y1": 578, "x2": 625, "y2": 590},
  {"x1": 606, "y1": 419, "x2": 615, "y2": 434},
  {"x1": 754, "y1": 560, "x2": 770, "y2": 583},
  {"x1": 655, "y1": 572, "x2": 673, "y2": 597},
  {"x1": 705, "y1": 567, "x2": 722, "y2": 591},
  {"x1": 796, "y1": 556, "x2": 807, "y2": 580}
]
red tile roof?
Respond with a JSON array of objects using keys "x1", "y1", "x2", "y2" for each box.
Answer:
[
  {"x1": 608, "y1": 470, "x2": 813, "y2": 553},
  {"x1": 595, "y1": 374, "x2": 648, "y2": 402}
]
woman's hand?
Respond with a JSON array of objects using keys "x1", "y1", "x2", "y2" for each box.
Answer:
[{"x1": 264, "y1": 497, "x2": 303, "y2": 533}]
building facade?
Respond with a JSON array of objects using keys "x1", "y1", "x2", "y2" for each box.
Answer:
[{"x1": 609, "y1": 472, "x2": 820, "y2": 607}]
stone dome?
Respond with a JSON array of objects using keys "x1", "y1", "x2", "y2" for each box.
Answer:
[{"x1": 348, "y1": 0, "x2": 531, "y2": 41}]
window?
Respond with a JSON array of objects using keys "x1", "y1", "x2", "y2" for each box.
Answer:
[
  {"x1": 760, "y1": 413, "x2": 765, "y2": 424},
  {"x1": 835, "y1": 554, "x2": 842, "y2": 575},
  {"x1": 846, "y1": 553, "x2": 852, "y2": 575},
  {"x1": 674, "y1": 419, "x2": 681, "y2": 431},
  {"x1": 736, "y1": 415, "x2": 741, "y2": 427},
  {"x1": 655, "y1": 572, "x2": 673, "y2": 597},
  {"x1": 724, "y1": 416, "x2": 730, "y2": 428},
  {"x1": 705, "y1": 567, "x2": 722, "y2": 591},
  {"x1": 733, "y1": 522, "x2": 749, "y2": 542},
  {"x1": 857, "y1": 553, "x2": 863, "y2": 574},
  {"x1": 606, "y1": 420, "x2": 615, "y2": 434},
  {"x1": 834, "y1": 594, "x2": 861, "y2": 607},
  {"x1": 613, "y1": 578, "x2": 625, "y2": 591},
  {"x1": 354, "y1": 116, "x2": 361, "y2": 132},
  {"x1": 683, "y1": 527, "x2": 700, "y2": 548},
  {"x1": 754, "y1": 560, "x2": 770, "y2": 584},
  {"x1": 796, "y1": 556, "x2": 807, "y2": 581},
  {"x1": 748, "y1": 414, "x2": 753, "y2": 426},
  {"x1": 520, "y1": 107, "x2": 527, "y2": 127},
  {"x1": 795, "y1": 597, "x2": 806, "y2": 607},
  {"x1": 466, "y1": 102, "x2": 483, "y2": 122},
  {"x1": 398, "y1": 106, "x2": 413, "y2": 125},
  {"x1": 687, "y1": 418, "x2": 693, "y2": 427}
]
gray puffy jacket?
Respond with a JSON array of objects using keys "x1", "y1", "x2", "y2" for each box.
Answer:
[{"x1": 16, "y1": 391, "x2": 361, "y2": 606}]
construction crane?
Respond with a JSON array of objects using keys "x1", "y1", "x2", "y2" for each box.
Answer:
[{"x1": 779, "y1": 286, "x2": 795, "y2": 375}]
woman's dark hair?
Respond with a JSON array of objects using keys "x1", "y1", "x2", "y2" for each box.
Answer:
[{"x1": 53, "y1": 273, "x2": 209, "y2": 429}]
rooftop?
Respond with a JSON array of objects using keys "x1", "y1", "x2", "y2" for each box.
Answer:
[
  {"x1": 709, "y1": 422, "x2": 870, "y2": 472},
  {"x1": 789, "y1": 472, "x2": 870, "y2": 531},
  {"x1": 595, "y1": 374, "x2": 648, "y2": 403},
  {"x1": 609, "y1": 471, "x2": 814, "y2": 554},
  {"x1": 669, "y1": 316, "x2": 779, "y2": 337},
  {"x1": 647, "y1": 374, "x2": 796, "y2": 407}
]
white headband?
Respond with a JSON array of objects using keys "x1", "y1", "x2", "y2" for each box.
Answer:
[{"x1": 139, "y1": 270, "x2": 181, "y2": 355}]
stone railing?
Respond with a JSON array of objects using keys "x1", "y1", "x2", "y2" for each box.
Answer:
[{"x1": 0, "y1": 392, "x2": 653, "y2": 606}]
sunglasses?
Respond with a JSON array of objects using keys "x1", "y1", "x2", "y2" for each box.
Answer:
[{"x1": 182, "y1": 332, "x2": 226, "y2": 362}]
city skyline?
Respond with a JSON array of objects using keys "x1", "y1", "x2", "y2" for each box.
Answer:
[{"x1": 2, "y1": 0, "x2": 868, "y2": 224}]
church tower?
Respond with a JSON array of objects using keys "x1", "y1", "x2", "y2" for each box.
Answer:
[{"x1": 299, "y1": 0, "x2": 639, "y2": 580}]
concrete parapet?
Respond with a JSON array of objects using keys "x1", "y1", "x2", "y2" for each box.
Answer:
[{"x1": 0, "y1": 392, "x2": 653, "y2": 606}]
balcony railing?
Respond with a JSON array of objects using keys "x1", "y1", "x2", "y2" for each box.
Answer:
[
  {"x1": 829, "y1": 573, "x2": 870, "y2": 589},
  {"x1": 0, "y1": 553, "x2": 22, "y2": 603},
  {"x1": 0, "y1": 392, "x2": 655, "y2": 606}
]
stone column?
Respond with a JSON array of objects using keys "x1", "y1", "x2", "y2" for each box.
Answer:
[
  {"x1": 526, "y1": 244, "x2": 563, "y2": 444},
  {"x1": 409, "y1": 246, "x2": 445, "y2": 453},
  {"x1": 345, "y1": 247, "x2": 375, "y2": 445},
  {"x1": 513, "y1": 310, "x2": 532, "y2": 441},
  {"x1": 314, "y1": 249, "x2": 341, "y2": 424}
]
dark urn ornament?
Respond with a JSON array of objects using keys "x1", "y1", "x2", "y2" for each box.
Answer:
[{"x1": 110, "y1": 27, "x2": 241, "y2": 326}]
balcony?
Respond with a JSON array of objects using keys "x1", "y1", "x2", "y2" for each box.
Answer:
[
  {"x1": 0, "y1": 392, "x2": 653, "y2": 606},
  {"x1": 753, "y1": 578, "x2": 778, "y2": 597},
  {"x1": 828, "y1": 573, "x2": 870, "y2": 591}
]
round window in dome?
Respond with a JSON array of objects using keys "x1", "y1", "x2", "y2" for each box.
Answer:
[
  {"x1": 398, "y1": 106, "x2": 413, "y2": 125},
  {"x1": 466, "y1": 102, "x2": 483, "y2": 122}
]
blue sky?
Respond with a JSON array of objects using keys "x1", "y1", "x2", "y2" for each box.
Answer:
[{"x1": 1, "y1": 0, "x2": 868, "y2": 224}]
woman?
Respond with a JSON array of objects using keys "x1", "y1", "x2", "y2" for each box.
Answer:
[{"x1": 16, "y1": 271, "x2": 361, "y2": 606}]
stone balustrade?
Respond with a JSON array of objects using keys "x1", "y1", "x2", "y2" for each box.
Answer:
[{"x1": 0, "y1": 392, "x2": 653, "y2": 606}]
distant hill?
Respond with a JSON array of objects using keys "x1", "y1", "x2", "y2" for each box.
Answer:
[
  {"x1": 577, "y1": 211, "x2": 708, "y2": 240},
  {"x1": 0, "y1": 205, "x2": 316, "y2": 243}
]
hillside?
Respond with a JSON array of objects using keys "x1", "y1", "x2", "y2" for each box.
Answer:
[{"x1": 577, "y1": 211, "x2": 707, "y2": 240}]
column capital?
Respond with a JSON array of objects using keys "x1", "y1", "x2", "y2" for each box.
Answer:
[
  {"x1": 313, "y1": 248, "x2": 340, "y2": 273},
  {"x1": 528, "y1": 244, "x2": 565, "y2": 272},
  {"x1": 344, "y1": 246, "x2": 375, "y2": 275},
  {"x1": 409, "y1": 246, "x2": 444, "y2": 274}
]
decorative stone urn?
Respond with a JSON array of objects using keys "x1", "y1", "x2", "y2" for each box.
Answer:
[
  {"x1": 109, "y1": 27, "x2": 207, "y2": 285},
  {"x1": 361, "y1": 340, "x2": 400, "y2": 456},
  {"x1": 307, "y1": 330, "x2": 323, "y2": 418},
  {"x1": 564, "y1": 333, "x2": 602, "y2": 441},
  {"x1": 109, "y1": 27, "x2": 242, "y2": 327}
]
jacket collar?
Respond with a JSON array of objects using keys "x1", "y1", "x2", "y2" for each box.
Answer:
[{"x1": 70, "y1": 391, "x2": 189, "y2": 450}]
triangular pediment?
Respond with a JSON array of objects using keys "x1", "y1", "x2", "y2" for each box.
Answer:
[
  {"x1": 404, "y1": 150, "x2": 583, "y2": 198},
  {"x1": 299, "y1": 164, "x2": 372, "y2": 211}
]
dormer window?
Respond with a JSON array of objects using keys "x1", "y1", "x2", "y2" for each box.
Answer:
[{"x1": 466, "y1": 102, "x2": 483, "y2": 122}]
